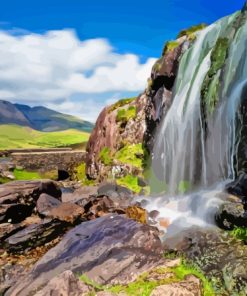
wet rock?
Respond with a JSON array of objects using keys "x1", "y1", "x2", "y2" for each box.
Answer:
[
  {"x1": 36, "y1": 193, "x2": 61, "y2": 216},
  {"x1": 47, "y1": 202, "x2": 85, "y2": 224},
  {"x1": 150, "y1": 274, "x2": 202, "y2": 296},
  {"x1": 164, "y1": 228, "x2": 247, "y2": 295},
  {"x1": 0, "y1": 203, "x2": 33, "y2": 223},
  {"x1": 0, "y1": 180, "x2": 61, "y2": 205},
  {"x1": 7, "y1": 215, "x2": 163, "y2": 295},
  {"x1": 4, "y1": 218, "x2": 67, "y2": 253},
  {"x1": 226, "y1": 173, "x2": 247, "y2": 205},
  {"x1": 215, "y1": 202, "x2": 247, "y2": 229},
  {"x1": 34, "y1": 270, "x2": 92, "y2": 296}
]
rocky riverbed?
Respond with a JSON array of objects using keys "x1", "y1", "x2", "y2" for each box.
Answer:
[{"x1": 0, "y1": 178, "x2": 246, "y2": 296}]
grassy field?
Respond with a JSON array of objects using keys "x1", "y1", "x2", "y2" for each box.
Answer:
[{"x1": 0, "y1": 124, "x2": 90, "y2": 150}]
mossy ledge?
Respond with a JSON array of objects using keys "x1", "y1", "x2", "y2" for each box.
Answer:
[{"x1": 201, "y1": 37, "x2": 229, "y2": 117}]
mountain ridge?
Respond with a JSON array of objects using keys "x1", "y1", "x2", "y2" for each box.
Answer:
[{"x1": 0, "y1": 100, "x2": 94, "y2": 132}]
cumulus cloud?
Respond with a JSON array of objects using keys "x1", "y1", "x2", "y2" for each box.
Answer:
[{"x1": 0, "y1": 29, "x2": 156, "y2": 105}]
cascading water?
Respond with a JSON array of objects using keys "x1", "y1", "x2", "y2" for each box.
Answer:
[{"x1": 138, "y1": 9, "x2": 247, "y2": 234}]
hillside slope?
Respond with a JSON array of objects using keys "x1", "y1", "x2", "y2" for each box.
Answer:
[
  {"x1": 0, "y1": 124, "x2": 90, "y2": 150},
  {"x1": 0, "y1": 100, "x2": 94, "y2": 132}
]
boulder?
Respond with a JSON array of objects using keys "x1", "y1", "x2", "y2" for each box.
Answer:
[
  {"x1": 0, "y1": 180, "x2": 61, "y2": 205},
  {"x1": 0, "y1": 222, "x2": 23, "y2": 241},
  {"x1": 150, "y1": 275, "x2": 202, "y2": 296},
  {"x1": 4, "y1": 218, "x2": 68, "y2": 253},
  {"x1": 34, "y1": 270, "x2": 92, "y2": 296},
  {"x1": 47, "y1": 202, "x2": 85, "y2": 224},
  {"x1": 215, "y1": 202, "x2": 247, "y2": 229},
  {"x1": 36, "y1": 193, "x2": 61, "y2": 216},
  {"x1": 6, "y1": 215, "x2": 163, "y2": 295},
  {"x1": 164, "y1": 228, "x2": 247, "y2": 295}
]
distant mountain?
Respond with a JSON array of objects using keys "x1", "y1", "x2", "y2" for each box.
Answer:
[{"x1": 0, "y1": 100, "x2": 94, "y2": 132}]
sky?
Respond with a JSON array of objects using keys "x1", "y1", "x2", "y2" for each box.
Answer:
[{"x1": 0, "y1": 0, "x2": 245, "y2": 122}]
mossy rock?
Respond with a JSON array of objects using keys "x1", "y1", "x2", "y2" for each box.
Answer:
[
  {"x1": 108, "y1": 97, "x2": 136, "y2": 112},
  {"x1": 75, "y1": 163, "x2": 95, "y2": 185},
  {"x1": 116, "y1": 106, "x2": 137, "y2": 123},
  {"x1": 115, "y1": 143, "x2": 147, "y2": 169},
  {"x1": 126, "y1": 206, "x2": 147, "y2": 224},
  {"x1": 177, "y1": 23, "x2": 207, "y2": 39}
]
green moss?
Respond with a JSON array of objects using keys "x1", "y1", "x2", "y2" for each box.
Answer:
[
  {"x1": 115, "y1": 143, "x2": 147, "y2": 168},
  {"x1": 116, "y1": 106, "x2": 137, "y2": 123},
  {"x1": 13, "y1": 168, "x2": 41, "y2": 180},
  {"x1": 177, "y1": 23, "x2": 207, "y2": 39},
  {"x1": 201, "y1": 37, "x2": 229, "y2": 116},
  {"x1": 162, "y1": 40, "x2": 180, "y2": 55},
  {"x1": 178, "y1": 180, "x2": 191, "y2": 194},
  {"x1": 75, "y1": 163, "x2": 95, "y2": 185},
  {"x1": 230, "y1": 227, "x2": 247, "y2": 243},
  {"x1": 109, "y1": 97, "x2": 136, "y2": 112},
  {"x1": 99, "y1": 147, "x2": 112, "y2": 165},
  {"x1": 116, "y1": 174, "x2": 142, "y2": 194},
  {"x1": 208, "y1": 38, "x2": 229, "y2": 76},
  {"x1": 172, "y1": 260, "x2": 215, "y2": 296}
]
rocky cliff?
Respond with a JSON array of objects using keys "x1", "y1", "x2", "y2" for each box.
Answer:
[{"x1": 85, "y1": 25, "x2": 205, "y2": 186}]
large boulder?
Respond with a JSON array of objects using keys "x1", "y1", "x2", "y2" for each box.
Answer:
[
  {"x1": 6, "y1": 215, "x2": 163, "y2": 296},
  {"x1": 215, "y1": 202, "x2": 247, "y2": 229},
  {"x1": 0, "y1": 180, "x2": 61, "y2": 205},
  {"x1": 164, "y1": 228, "x2": 247, "y2": 295},
  {"x1": 34, "y1": 270, "x2": 92, "y2": 296}
]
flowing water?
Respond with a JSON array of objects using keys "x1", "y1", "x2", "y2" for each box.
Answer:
[{"x1": 140, "y1": 11, "x2": 247, "y2": 234}]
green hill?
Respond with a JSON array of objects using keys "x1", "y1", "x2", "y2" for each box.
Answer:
[{"x1": 0, "y1": 124, "x2": 90, "y2": 150}]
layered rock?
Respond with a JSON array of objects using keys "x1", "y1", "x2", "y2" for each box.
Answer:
[{"x1": 6, "y1": 215, "x2": 163, "y2": 295}]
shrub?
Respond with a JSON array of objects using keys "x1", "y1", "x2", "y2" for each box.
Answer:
[
  {"x1": 109, "y1": 97, "x2": 136, "y2": 112},
  {"x1": 116, "y1": 174, "x2": 142, "y2": 194}
]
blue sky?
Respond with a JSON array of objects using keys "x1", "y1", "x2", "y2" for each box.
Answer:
[{"x1": 0, "y1": 0, "x2": 245, "y2": 121}]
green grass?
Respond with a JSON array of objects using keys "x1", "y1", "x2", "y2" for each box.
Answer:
[
  {"x1": 80, "y1": 258, "x2": 214, "y2": 296},
  {"x1": 116, "y1": 174, "x2": 142, "y2": 194},
  {"x1": 162, "y1": 40, "x2": 180, "y2": 55},
  {"x1": 116, "y1": 106, "x2": 137, "y2": 123},
  {"x1": 0, "y1": 124, "x2": 90, "y2": 150},
  {"x1": 13, "y1": 168, "x2": 41, "y2": 180},
  {"x1": 172, "y1": 260, "x2": 215, "y2": 296}
]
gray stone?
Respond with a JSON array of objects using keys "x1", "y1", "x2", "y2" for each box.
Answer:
[
  {"x1": 36, "y1": 193, "x2": 61, "y2": 216},
  {"x1": 6, "y1": 215, "x2": 163, "y2": 295}
]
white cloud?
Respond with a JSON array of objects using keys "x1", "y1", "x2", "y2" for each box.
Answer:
[{"x1": 0, "y1": 29, "x2": 156, "y2": 107}]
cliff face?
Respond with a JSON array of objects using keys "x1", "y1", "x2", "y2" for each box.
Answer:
[
  {"x1": 85, "y1": 31, "x2": 195, "y2": 182},
  {"x1": 86, "y1": 3, "x2": 247, "y2": 189}
]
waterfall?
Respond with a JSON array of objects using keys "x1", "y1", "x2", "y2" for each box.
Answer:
[
  {"x1": 151, "y1": 11, "x2": 247, "y2": 195},
  {"x1": 137, "y1": 10, "x2": 247, "y2": 233}
]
